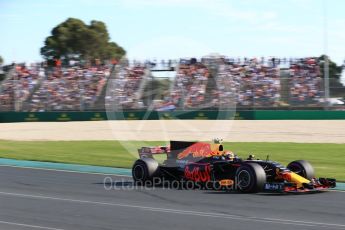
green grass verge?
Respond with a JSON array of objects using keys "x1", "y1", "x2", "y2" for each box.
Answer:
[{"x1": 0, "y1": 140, "x2": 344, "y2": 180}]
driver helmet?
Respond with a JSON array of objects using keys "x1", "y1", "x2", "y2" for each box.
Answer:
[{"x1": 224, "y1": 151, "x2": 235, "y2": 160}]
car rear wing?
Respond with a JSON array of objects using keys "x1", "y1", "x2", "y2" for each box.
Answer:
[{"x1": 138, "y1": 146, "x2": 170, "y2": 159}]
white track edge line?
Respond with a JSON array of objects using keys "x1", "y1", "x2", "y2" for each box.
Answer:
[
  {"x1": 0, "y1": 164, "x2": 131, "y2": 177},
  {"x1": 0, "y1": 220, "x2": 65, "y2": 230}
]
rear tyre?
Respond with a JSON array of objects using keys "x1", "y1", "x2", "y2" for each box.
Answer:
[
  {"x1": 287, "y1": 160, "x2": 315, "y2": 180},
  {"x1": 235, "y1": 163, "x2": 266, "y2": 193},
  {"x1": 132, "y1": 158, "x2": 160, "y2": 184}
]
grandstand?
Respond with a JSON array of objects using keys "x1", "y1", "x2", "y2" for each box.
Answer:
[
  {"x1": 0, "y1": 63, "x2": 45, "y2": 111},
  {"x1": 0, "y1": 57, "x2": 344, "y2": 112},
  {"x1": 168, "y1": 61, "x2": 209, "y2": 110},
  {"x1": 105, "y1": 62, "x2": 149, "y2": 110},
  {"x1": 289, "y1": 58, "x2": 323, "y2": 106}
]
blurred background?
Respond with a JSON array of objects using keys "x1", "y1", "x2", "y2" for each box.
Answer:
[{"x1": 0, "y1": 0, "x2": 344, "y2": 121}]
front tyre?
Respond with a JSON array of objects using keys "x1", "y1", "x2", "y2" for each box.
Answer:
[
  {"x1": 287, "y1": 160, "x2": 315, "y2": 180},
  {"x1": 236, "y1": 163, "x2": 266, "y2": 193}
]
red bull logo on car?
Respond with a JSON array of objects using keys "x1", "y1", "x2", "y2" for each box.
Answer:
[
  {"x1": 177, "y1": 142, "x2": 216, "y2": 159},
  {"x1": 184, "y1": 164, "x2": 211, "y2": 182}
]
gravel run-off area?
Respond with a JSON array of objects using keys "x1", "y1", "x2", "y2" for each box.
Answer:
[{"x1": 0, "y1": 120, "x2": 344, "y2": 143}]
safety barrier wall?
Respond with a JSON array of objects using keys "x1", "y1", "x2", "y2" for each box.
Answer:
[
  {"x1": 0, "y1": 110, "x2": 344, "y2": 122},
  {"x1": 254, "y1": 110, "x2": 345, "y2": 120},
  {"x1": 0, "y1": 111, "x2": 232, "y2": 122}
]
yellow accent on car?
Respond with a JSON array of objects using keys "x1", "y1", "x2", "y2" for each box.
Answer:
[
  {"x1": 219, "y1": 179, "x2": 234, "y2": 186},
  {"x1": 210, "y1": 143, "x2": 226, "y2": 156},
  {"x1": 289, "y1": 172, "x2": 310, "y2": 188}
]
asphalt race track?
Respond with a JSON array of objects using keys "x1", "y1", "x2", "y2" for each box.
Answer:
[{"x1": 0, "y1": 166, "x2": 344, "y2": 230}]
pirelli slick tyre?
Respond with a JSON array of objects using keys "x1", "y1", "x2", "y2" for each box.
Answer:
[
  {"x1": 132, "y1": 158, "x2": 160, "y2": 184},
  {"x1": 235, "y1": 163, "x2": 266, "y2": 193},
  {"x1": 287, "y1": 160, "x2": 315, "y2": 180}
]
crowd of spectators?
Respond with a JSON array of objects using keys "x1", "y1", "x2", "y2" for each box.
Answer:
[
  {"x1": 212, "y1": 62, "x2": 239, "y2": 108},
  {"x1": 207, "y1": 59, "x2": 281, "y2": 107},
  {"x1": 242, "y1": 60, "x2": 280, "y2": 106},
  {"x1": 0, "y1": 57, "x2": 328, "y2": 111},
  {"x1": 289, "y1": 58, "x2": 323, "y2": 105},
  {"x1": 0, "y1": 63, "x2": 45, "y2": 111},
  {"x1": 167, "y1": 62, "x2": 209, "y2": 109},
  {"x1": 145, "y1": 57, "x2": 324, "y2": 110},
  {"x1": 28, "y1": 64, "x2": 111, "y2": 111},
  {"x1": 105, "y1": 64, "x2": 147, "y2": 110}
]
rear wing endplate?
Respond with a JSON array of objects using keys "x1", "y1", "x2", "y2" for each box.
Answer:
[{"x1": 138, "y1": 146, "x2": 170, "y2": 159}]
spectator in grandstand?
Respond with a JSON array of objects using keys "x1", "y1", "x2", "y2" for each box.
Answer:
[
  {"x1": 168, "y1": 61, "x2": 210, "y2": 109},
  {"x1": 0, "y1": 63, "x2": 45, "y2": 111},
  {"x1": 213, "y1": 59, "x2": 281, "y2": 107},
  {"x1": 289, "y1": 58, "x2": 322, "y2": 105},
  {"x1": 28, "y1": 64, "x2": 111, "y2": 111},
  {"x1": 105, "y1": 64, "x2": 147, "y2": 110}
]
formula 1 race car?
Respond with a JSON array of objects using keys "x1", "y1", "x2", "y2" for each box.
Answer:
[{"x1": 132, "y1": 139, "x2": 336, "y2": 193}]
